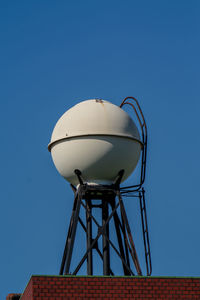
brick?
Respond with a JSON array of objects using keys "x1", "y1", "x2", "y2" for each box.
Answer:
[{"x1": 6, "y1": 276, "x2": 200, "y2": 300}]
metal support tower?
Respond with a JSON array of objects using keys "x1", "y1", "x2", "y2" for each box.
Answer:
[{"x1": 59, "y1": 170, "x2": 151, "y2": 276}]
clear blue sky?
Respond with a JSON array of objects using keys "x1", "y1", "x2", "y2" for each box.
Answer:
[{"x1": 0, "y1": 0, "x2": 199, "y2": 298}]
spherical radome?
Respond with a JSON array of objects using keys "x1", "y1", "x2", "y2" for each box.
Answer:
[{"x1": 48, "y1": 99, "x2": 142, "y2": 186}]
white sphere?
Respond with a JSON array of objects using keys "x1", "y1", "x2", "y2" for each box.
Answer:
[{"x1": 48, "y1": 99, "x2": 142, "y2": 186}]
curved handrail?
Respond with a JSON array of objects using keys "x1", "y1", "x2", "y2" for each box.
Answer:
[{"x1": 119, "y1": 96, "x2": 147, "y2": 191}]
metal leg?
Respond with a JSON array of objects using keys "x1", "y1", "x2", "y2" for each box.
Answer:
[
  {"x1": 110, "y1": 198, "x2": 131, "y2": 275},
  {"x1": 64, "y1": 188, "x2": 82, "y2": 274},
  {"x1": 60, "y1": 190, "x2": 79, "y2": 275},
  {"x1": 86, "y1": 198, "x2": 93, "y2": 275},
  {"x1": 59, "y1": 186, "x2": 82, "y2": 275},
  {"x1": 120, "y1": 209, "x2": 131, "y2": 271},
  {"x1": 102, "y1": 199, "x2": 110, "y2": 275},
  {"x1": 118, "y1": 192, "x2": 142, "y2": 276}
]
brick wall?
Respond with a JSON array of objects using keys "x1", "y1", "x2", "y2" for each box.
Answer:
[{"x1": 8, "y1": 276, "x2": 200, "y2": 300}]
